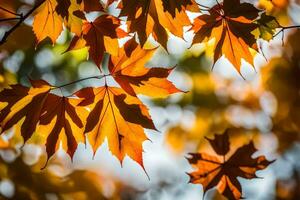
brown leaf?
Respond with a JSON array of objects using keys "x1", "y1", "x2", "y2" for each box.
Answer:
[
  {"x1": 0, "y1": 80, "x2": 86, "y2": 163},
  {"x1": 76, "y1": 0, "x2": 104, "y2": 12},
  {"x1": 118, "y1": 0, "x2": 197, "y2": 49},
  {"x1": 187, "y1": 130, "x2": 274, "y2": 200},
  {"x1": 205, "y1": 129, "x2": 230, "y2": 156},
  {"x1": 66, "y1": 14, "x2": 127, "y2": 68},
  {"x1": 39, "y1": 94, "x2": 86, "y2": 162},
  {"x1": 0, "y1": 80, "x2": 51, "y2": 142}
]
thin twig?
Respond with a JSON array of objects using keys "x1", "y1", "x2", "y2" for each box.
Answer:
[
  {"x1": 196, "y1": 3, "x2": 211, "y2": 9},
  {"x1": 0, "y1": 6, "x2": 22, "y2": 17},
  {"x1": 0, "y1": 17, "x2": 21, "y2": 23},
  {"x1": 273, "y1": 25, "x2": 300, "y2": 38},
  {"x1": 0, "y1": 0, "x2": 46, "y2": 46},
  {"x1": 215, "y1": 0, "x2": 221, "y2": 7},
  {"x1": 272, "y1": 25, "x2": 300, "y2": 45},
  {"x1": 52, "y1": 74, "x2": 108, "y2": 90}
]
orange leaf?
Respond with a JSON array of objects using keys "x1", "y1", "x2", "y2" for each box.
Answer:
[
  {"x1": 38, "y1": 94, "x2": 86, "y2": 162},
  {"x1": 118, "y1": 0, "x2": 197, "y2": 49},
  {"x1": 192, "y1": 0, "x2": 259, "y2": 73},
  {"x1": 33, "y1": 0, "x2": 63, "y2": 44},
  {"x1": 109, "y1": 38, "x2": 181, "y2": 97},
  {"x1": 0, "y1": 80, "x2": 51, "y2": 142},
  {"x1": 187, "y1": 130, "x2": 274, "y2": 200},
  {"x1": 66, "y1": 15, "x2": 127, "y2": 68},
  {"x1": 0, "y1": 80, "x2": 86, "y2": 163},
  {"x1": 33, "y1": 0, "x2": 86, "y2": 44},
  {"x1": 76, "y1": 86, "x2": 156, "y2": 167}
]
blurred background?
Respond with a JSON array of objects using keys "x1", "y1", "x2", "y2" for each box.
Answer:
[{"x1": 1, "y1": 0, "x2": 300, "y2": 199}]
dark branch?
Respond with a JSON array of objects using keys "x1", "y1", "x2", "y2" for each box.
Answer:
[
  {"x1": 0, "y1": 6, "x2": 22, "y2": 17},
  {"x1": 52, "y1": 74, "x2": 108, "y2": 90},
  {"x1": 273, "y1": 25, "x2": 300, "y2": 38},
  {"x1": 0, "y1": 0, "x2": 46, "y2": 46},
  {"x1": 0, "y1": 17, "x2": 21, "y2": 23},
  {"x1": 273, "y1": 25, "x2": 300, "y2": 45}
]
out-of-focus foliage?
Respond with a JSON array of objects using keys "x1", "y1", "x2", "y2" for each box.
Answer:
[
  {"x1": 261, "y1": 30, "x2": 300, "y2": 152},
  {"x1": 0, "y1": 140, "x2": 138, "y2": 200},
  {"x1": 258, "y1": 0, "x2": 290, "y2": 25}
]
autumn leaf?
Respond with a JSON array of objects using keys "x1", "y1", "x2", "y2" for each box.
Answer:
[
  {"x1": 33, "y1": 0, "x2": 64, "y2": 44},
  {"x1": 56, "y1": 0, "x2": 86, "y2": 36},
  {"x1": 256, "y1": 13, "x2": 281, "y2": 41},
  {"x1": 76, "y1": 0, "x2": 104, "y2": 12},
  {"x1": 33, "y1": 0, "x2": 86, "y2": 44},
  {"x1": 162, "y1": 0, "x2": 199, "y2": 17},
  {"x1": 118, "y1": 0, "x2": 198, "y2": 49},
  {"x1": 66, "y1": 14, "x2": 127, "y2": 68},
  {"x1": 76, "y1": 86, "x2": 156, "y2": 167},
  {"x1": 0, "y1": 80, "x2": 86, "y2": 163},
  {"x1": 192, "y1": 0, "x2": 260, "y2": 73},
  {"x1": 0, "y1": 80, "x2": 51, "y2": 142},
  {"x1": 38, "y1": 94, "x2": 86, "y2": 163},
  {"x1": 187, "y1": 130, "x2": 274, "y2": 200},
  {"x1": 108, "y1": 38, "x2": 181, "y2": 97}
]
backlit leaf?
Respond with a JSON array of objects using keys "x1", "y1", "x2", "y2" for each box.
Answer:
[
  {"x1": 0, "y1": 80, "x2": 86, "y2": 163},
  {"x1": 109, "y1": 38, "x2": 181, "y2": 97},
  {"x1": 192, "y1": 0, "x2": 260, "y2": 73},
  {"x1": 66, "y1": 15, "x2": 127, "y2": 68},
  {"x1": 187, "y1": 130, "x2": 274, "y2": 200},
  {"x1": 76, "y1": 86, "x2": 156, "y2": 167},
  {"x1": 118, "y1": 0, "x2": 198, "y2": 49}
]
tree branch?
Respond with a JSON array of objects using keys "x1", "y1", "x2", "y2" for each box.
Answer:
[
  {"x1": 273, "y1": 25, "x2": 300, "y2": 45},
  {"x1": 0, "y1": 6, "x2": 22, "y2": 17},
  {"x1": 51, "y1": 74, "x2": 109, "y2": 90},
  {"x1": 0, "y1": 0, "x2": 45, "y2": 46},
  {"x1": 0, "y1": 17, "x2": 21, "y2": 23}
]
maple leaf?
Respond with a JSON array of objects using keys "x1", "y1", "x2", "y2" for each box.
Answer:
[
  {"x1": 76, "y1": 86, "x2": 156, "y2": 167},
  {"x1": 66, "y1": 14, "x2": 127, "y2": 68},
  {"x1": 33, "y1": 0, "x2": 63, "y2": 44},
  {"x1": 256, "y1": 13, "x2": 280, "y2": 41},
  {"x1": 0, "y1": 80, "x2": 86, "y2": 163},
  {"x1": 192, "y1": 0, "x2": 260, "y2": 73},
  {"x1": 38, "y1": 94, "x2": 86, "y2": 162},
  {"x1": 33, "y1": 0, "x2": 86, "y2": 44},
  {"x1": 108, "y1": 38, "x2": 181, "y2": 97},
  {"x1": 0, "y1": 80, "x2": 51, "y2": 142},
  {"x1": 118, "y1": 0, "x2": 198, "y2": 49},
  {"x1": 56, "y1": 0, "x2": 86, "y2": 36},
  {"x1": 187, "y1": 130, "x2": 274, "y2": 200}
]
